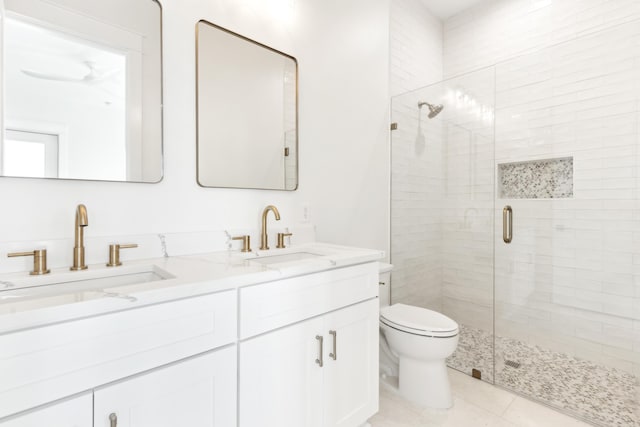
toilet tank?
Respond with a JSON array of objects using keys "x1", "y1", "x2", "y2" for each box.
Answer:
[{"x1": 378, "y1": 262, "x2": 393, "y2": 308}]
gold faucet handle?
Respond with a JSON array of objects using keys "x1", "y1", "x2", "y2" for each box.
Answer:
[
  {"x1": 8, "y1": 249, "x2": 50, "y2": 275},
  {"x1": 232, "y1": 235, "x2": 252, "y2": 252},
  {"x1": 276, "y1": 232, "x2": 293, "y2": 249},
  {"x1": 107, "y1": 244, "x2": 138, "y2": 267}
]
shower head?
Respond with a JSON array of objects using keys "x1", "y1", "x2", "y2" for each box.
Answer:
[{"x1": 418, "y1": 101, "x2": 444, "y2": 118}]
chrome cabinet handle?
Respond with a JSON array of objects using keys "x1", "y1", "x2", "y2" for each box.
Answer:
[
  {"x1": 315, "y1": 335, "x2": 323, "y2": 367},
  {"x1": 329, "y1": 330, "x2": 337, "y2": 361},
  {"x1": 109, "y1": 413, "x2": 118, "y2": 427},
  {"x1": 503, "y1": 206, "x2": 513, "y2": 244}
]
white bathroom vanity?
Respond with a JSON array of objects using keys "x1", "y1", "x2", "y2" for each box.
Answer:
[{"x1": 0, "y1": 243, "x2": 383, "y2": 427}]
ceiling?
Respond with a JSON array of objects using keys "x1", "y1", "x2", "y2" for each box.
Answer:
[{"x1": 421, "y1": 0, "x2": 487, "y2": 20}]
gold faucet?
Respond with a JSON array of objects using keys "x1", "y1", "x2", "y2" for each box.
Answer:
[
  {"x1": 71, "y1": 204, "x2": 89, "y2": 270},
  {"x1": 260, "y1": 205, "x2": 281, "y2": 250}
]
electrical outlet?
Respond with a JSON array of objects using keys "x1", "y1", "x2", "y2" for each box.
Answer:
[{"x1": 301, "y1": 203, "x2": 310, "y2": 223}]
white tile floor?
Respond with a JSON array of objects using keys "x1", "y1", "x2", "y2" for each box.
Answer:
[{"x1": 368, "y1": 369, "x2": 594, "y2": 427}]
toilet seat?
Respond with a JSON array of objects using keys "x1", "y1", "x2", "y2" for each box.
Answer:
[{"x1": 380, "y1": 303, "x2": 458, "y2": 338}]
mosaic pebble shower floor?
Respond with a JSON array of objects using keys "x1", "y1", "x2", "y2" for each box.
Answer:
[{"x1": 447, "y1": 324, "x2": 640, "y2": 427}]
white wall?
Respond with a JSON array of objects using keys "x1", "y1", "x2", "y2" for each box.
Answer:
[
  {"x1": 294, "y1": 0, "x2": 390, "y2": 250},
  {"x1": 0, "y1": 0, "x2": 390, "y2": 266}
]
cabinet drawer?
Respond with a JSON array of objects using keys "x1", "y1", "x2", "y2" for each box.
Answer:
[
  {"x1": 94, "y1": 347, "x2": 237, "y2": 427},
  {"x1": 240, "y1": 263, "x2": 377, "y2": 339},
  {"x1": 0, "y1": 392, "x2": 92, "y2": 426},
  {"x1": 0, "y1": 290, "x2": 236, "y2": 419}
]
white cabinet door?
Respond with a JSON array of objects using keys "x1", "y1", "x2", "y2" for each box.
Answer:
[
  {"x1": 0, "y1": 393, "x2": 92, "y2": 427},
  {"x1": 93, "y1": 347, "x2": 237, "y2": 427},
  {"x1": 323, "y1": 299, "x2": 379, "y2": 427},
  {"x1": 239, "y1": 316, "x2": 324, "y2": 427}
]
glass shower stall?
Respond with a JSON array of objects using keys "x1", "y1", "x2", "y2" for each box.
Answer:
[{"x1": 390, "y1": 21, "x2": 640, "y2": 427}]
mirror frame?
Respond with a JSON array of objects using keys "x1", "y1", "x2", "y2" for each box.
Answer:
[
  {"x1": 195, "y1": 19, "x2": 299, "y2": 191},
  {"x1": 0, "y1": 0, "x2": 164, "y2": 184}
]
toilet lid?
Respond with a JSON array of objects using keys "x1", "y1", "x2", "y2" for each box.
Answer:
[{"x1": 380, "y1": 303, "x2": 458, "y2": 337}]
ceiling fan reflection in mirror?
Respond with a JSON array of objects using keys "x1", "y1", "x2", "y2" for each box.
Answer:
[{"x1": 21, "y1": 60, "x2": 120, "y2": 84}]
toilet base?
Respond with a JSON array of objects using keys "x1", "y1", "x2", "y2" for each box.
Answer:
[{"x1": 398, "y1": 357, "x2": 453, "y2": 409}]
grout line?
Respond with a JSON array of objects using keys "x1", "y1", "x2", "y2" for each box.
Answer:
[{"x1": 501, "y1": 395, "x2": 519, "y2": 420}]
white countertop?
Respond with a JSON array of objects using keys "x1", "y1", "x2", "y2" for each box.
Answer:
[{"x1": 0, "y1": 243, "x2": 385, "y2": 334}]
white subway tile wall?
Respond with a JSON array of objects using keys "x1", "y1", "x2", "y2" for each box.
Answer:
[
  {"x1": 390, "y1": 0, "x2": 443, "y2": 97},
  {"x1": 443, "y1": 0, "x2": 640, "y2": 79},
  {"x1": 390, "y1": 0, "x2": 444, "y2": 311},
  {"x1": 391, "y1": 86, "x2": 445, "y2": 312}
]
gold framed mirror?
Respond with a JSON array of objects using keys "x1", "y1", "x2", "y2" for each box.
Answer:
[
  {"x1": 0, "y1": 0, "x2": 163, "y2": 183},
  {"x1": 196, "y1": 20, "x2": 298, "y2": 191}
]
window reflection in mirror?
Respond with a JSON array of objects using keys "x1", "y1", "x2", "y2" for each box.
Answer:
[
  {"x1": 0, "y1": 0, "x2": 163, "y2": 183},
  {"x1": 3, "y1": 130, "x2": 59, "y2": 178},
  {"x1": 196, "y1": 20, "x2": 298, "y2": 191}
]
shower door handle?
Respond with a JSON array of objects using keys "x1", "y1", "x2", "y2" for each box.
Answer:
[{"x1": 503, "y1": 206, "x2": 513, "y2": 244}]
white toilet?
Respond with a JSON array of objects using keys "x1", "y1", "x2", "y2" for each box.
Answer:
[{"x1": 378, "y1": 263, "x2": 459, "y2": 409}]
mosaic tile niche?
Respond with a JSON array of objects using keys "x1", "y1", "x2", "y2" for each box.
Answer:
[{"x1": 499, "y1": 157, "x2": 573, "y2": 199}]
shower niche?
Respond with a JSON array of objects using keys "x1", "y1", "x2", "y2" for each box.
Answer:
[{"x1": 498, "y1": 157, "x2": 573, "y2": 199}]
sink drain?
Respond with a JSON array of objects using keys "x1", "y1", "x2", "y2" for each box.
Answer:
[{"x1": 505, "y1": 360, "x2": 521, "y2": 369}]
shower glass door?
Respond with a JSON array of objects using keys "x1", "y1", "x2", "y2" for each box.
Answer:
[
  {"x1": 390, "y1": 67, "x2": 496, "y2": 382},
  {"x1": 493, "y1": 21, "x2": 640, "y2": 427}
]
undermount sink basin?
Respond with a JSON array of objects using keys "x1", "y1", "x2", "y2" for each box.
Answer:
[
  {"x1": 250, "y1": 251, "x2": 322, "y2": 265},
  {"x1": 40, "y1": 270, "x2": 165, "y2": 288},
  {"x1": 0, "y1": 264, "x2": 175, "y2": 314},
  {"x1": 1, "y1": 264, "x2": 173, "y2": 294}
]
